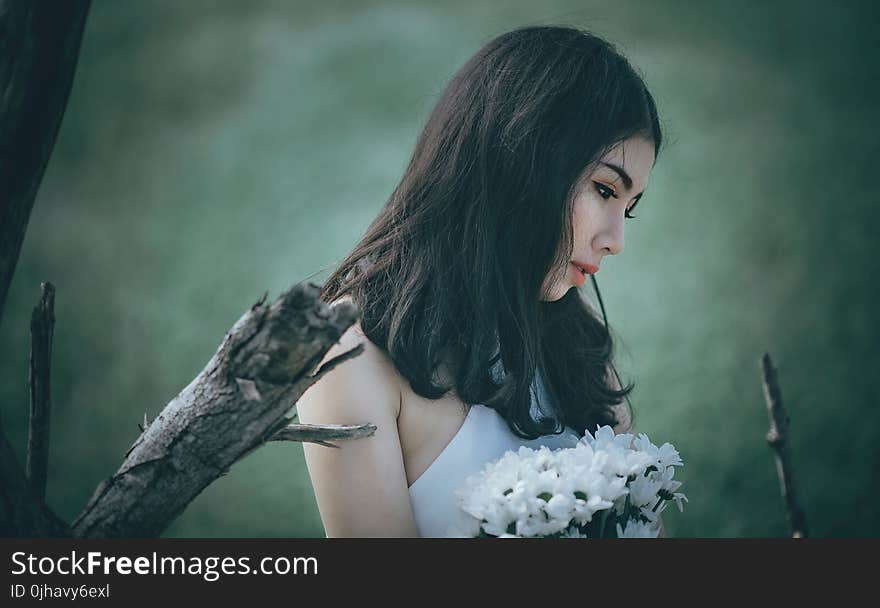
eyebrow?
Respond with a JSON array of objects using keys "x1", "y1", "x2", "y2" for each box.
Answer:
[{"x1": 598, "y1": 162, "x2": 635, "y2": 191}]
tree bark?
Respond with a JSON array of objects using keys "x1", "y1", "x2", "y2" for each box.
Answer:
[
  {"x1": 69, "y1": 283, "x2": 368, "y2": 538},
  {"x1": 0, "y1": 0, "x2": 91, "y2": 323}
]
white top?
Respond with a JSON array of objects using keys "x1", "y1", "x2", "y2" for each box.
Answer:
[{"x1": 407, "y1": 368, "x2": 581, "y2": 537}]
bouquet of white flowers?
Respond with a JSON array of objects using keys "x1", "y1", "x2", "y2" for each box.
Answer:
[{"x1": 451, "y1": 426, "x2": 687, "y2": 538}]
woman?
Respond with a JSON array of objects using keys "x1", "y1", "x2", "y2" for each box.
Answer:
[{"x1": 297, "y1": 25, "x2": 662, "y2": 537}]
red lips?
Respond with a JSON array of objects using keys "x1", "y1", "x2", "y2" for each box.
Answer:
[{"x1": 572, "y1": 260, "x2": 599, "y2": 275}]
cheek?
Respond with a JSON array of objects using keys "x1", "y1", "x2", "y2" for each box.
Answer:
[{"x1": 571, "y1": 198, "x2": 594, "y2": 241}]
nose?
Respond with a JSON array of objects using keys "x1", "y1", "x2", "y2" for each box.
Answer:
[{"x1": 594, "y1": 214, "x2": 625, "y2": 256}]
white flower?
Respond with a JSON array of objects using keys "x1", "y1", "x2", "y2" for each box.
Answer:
[
  {"x1": 672, "y1": 492, "x2": 689, "y2": 512},
  {"x1": 583, "y1": 426, "x2": 654, "y2": 478},
  {"x1": 628, "y1": 474, "x2": 664, "y2": 509},
  {"x1": 616, "y1": 519, "x2": 661, "y2": 538},
  {"x1": 452, "y1": 426, "x2": 686, "y2": 538},
  {"x1": 639, "y1": 499, "x2": 668, "y2": 524},
  {"x1": 589, "y1": 425, "x2": 634, "y2": 453},
  {"x1": 545, "y1": 493, "x2": 576, "y2": 521},
  {"x1": 633, "y1": 433, "x2": 683, "y2": 470}
]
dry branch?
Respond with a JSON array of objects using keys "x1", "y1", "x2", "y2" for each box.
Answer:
[
  {"x1": 270, "y1": 421, "x2": 377, "y2": 449},
  {"x1": 760, "y1": 352, "x2": 808, "y2": 538},
  {"x1": 69, "y1": 283, "x2": 369, "y2": 538},
  {"x1": 26, "y1": 281, "x2": 55, "y2": 503}
]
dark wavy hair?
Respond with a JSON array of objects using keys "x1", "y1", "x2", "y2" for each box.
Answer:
[{"x1": 318, "y1": 25, "x2": 663, "y2": 439}]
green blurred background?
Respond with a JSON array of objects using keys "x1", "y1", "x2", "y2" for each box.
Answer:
[{"x1": 1, "y1": 0, "x2": 878, "y2": 537}]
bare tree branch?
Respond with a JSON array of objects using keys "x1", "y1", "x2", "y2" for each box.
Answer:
[
  {"x1": 760, "y1": 352, "x2": 808, "y2": 538},
  {"x1": 270, "y1": 421, "x2": 378, "y2": 449},
  {"x1": 69, "y1": 283, "x2": 365, "y2": 538},
  {"x1": 0, "y1": 0, "x2": 91, "y2": 323},
  {"x1": 26, "y1": 281, "x2": 55, "y2": 503}
]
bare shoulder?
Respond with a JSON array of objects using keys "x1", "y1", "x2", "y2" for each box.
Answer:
[
  {"x1": 297, "y1": 297, "x2": 403, "y2": 424},
  {"x1": 296, "y1": 295, "x2": 417, "y2": 536}
]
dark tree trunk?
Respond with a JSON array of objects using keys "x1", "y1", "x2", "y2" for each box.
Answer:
[{"x1": 0, "y1": 0, "x2": 91, "y2": 323}]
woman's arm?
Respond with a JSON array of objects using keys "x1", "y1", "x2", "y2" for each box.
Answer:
[{"x1": 296, "y1": 323, "x2": 420, "y2": 537}]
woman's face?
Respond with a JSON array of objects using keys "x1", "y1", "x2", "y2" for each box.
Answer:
[{"x1": 541, "y1": 135, "x2": 656, "y2": 301}]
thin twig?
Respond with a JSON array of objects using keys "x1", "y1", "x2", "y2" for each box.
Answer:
[
  {"x1": 760, "y1": 352, "x2": 808, "y2": 538},
  {"x1": 27, "y1": 281, "x2": 55, "y2": 503},
  {"x1": 270, "y1": 421, "x2": 377, "y2": 449}
]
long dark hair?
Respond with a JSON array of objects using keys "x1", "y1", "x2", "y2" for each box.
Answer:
[{"x1": 318, "y1": 25, "x2": 663, "y2": 439}]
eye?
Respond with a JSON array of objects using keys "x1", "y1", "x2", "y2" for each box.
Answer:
[{"x1": 592, "y1": 181, "x2": 616, "y2": 200}]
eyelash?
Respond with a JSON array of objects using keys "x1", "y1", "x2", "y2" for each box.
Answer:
[{"x1": 593, "y1": 181, "x2": 640, "y2": 219}]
